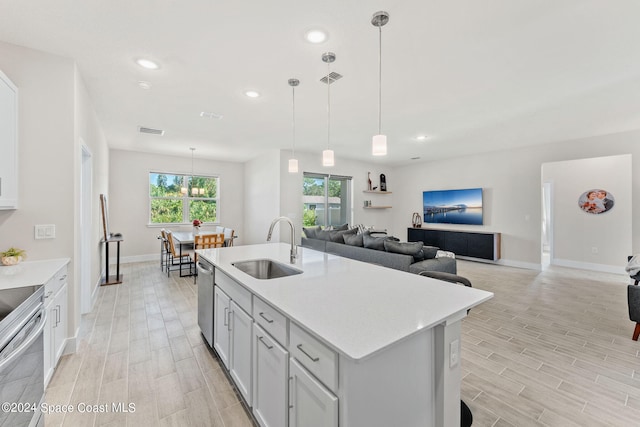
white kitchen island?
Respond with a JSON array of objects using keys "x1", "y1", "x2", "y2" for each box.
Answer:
[{"x1": 197, "y1": 243, "x2": 493, "y2": 427}]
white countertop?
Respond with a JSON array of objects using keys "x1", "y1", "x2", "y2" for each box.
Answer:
[
  {"x1": 198, "y1": 243, "x2": 493, "y2": 361},
  {"x1": 0, "y1": 258, "x2": 70, "y2": 291}
]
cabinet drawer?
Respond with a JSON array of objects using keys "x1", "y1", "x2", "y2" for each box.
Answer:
[
  {"x1": 215, "y1": 269, "x2": 251, "y2": 313},
  {"x1": 290, "y1": 323, "x2": 338, "y2": 392},
  {"x1": 45, "y1": 265, "x2": 68, "y2": 303},
  {"x1": 253, "y1": 297, "x2": 287, "y2": 346}
]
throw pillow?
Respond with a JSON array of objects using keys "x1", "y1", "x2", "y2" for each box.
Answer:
[
  {"x1": 422, "y1": 245, "x2": 439, "y2": 259},
  {"x1": 384, "y1": 240, "x2": 425, "y2": 263},
  {"x1": 326, "y1": 227, "x2": 357, "y2": 243},
  {"x1": 316, "y1": 229, "x2": 332, "y2": 241},
  {"x1": 303, "y1": 226, "x2": 321, "y2": 239},
  {"x1": 343, "y1": 233, "x2": 364, "y2": 247},
  {"x1": 363, "y1": 232, "x2": 391, "y2": 251},
  {"x1": 332, "y1": 223, "x2": 349, "y2": 231}
]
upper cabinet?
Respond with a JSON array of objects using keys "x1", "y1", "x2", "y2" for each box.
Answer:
[{"x1": 0, "y1": 70, "x2": 18, "y2": 210}]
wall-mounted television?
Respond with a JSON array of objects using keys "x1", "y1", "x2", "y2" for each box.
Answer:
[{"x1": 423, "y1": 188, "x2": 483, "y2": 225}]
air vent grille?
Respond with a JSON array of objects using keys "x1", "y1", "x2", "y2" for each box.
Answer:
[
  {"x1": 320, "y1": 72, "x2": 343, "y2": 84},
  {"x1": 138, "y1": 126, "x2": 165, "y2": 136}
]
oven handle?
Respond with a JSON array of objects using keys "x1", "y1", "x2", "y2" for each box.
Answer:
[{"x1": 0, "y1": 308, "x2": 46, "y2": 372}]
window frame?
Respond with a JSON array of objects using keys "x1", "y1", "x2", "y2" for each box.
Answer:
[{"x1": 148, "y1": 171, "x2": 220, "y2": 226}]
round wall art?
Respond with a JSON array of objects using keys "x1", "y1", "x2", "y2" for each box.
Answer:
[{"x1": 578, "y1": 189, "x2": 615, "y2": 214}]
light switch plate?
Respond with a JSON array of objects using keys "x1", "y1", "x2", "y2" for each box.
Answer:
[{"x1": 35, "y1": 224, "x2": 56, "y2": 240}]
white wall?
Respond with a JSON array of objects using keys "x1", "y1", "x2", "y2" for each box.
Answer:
[
  {"x1": 543, "y1": 155, "x2": 631, "y2": 272},
  {"x1": 109, "y1": 149, "x2": 244, "y2": 259},
  {"x1": 0, "y1": 41, "x2": 109, "y2": 348},
  {"x1": 392, "y1": 130, "x2": 640, "y2": 270},
  {"x1": 244, "y1": 151, "x2": 281, "y2": 244}
]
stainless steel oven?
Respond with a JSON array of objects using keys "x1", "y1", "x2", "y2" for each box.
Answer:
[{"x1": 0, "y1": 285, "x2": 45, "y2": 427}]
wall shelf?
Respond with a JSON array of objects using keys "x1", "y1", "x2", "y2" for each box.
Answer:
[
  {"x1": 364, "y1": 206, "x2": 392, "y2": 209},
  {"x1": 363, "y1": 190, "x2": 392, "y2": 194}
]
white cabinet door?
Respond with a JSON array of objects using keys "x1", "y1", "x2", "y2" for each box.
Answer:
[
  {"x1": 229, "y1": 301, "x2": 252, "y2": 406},
  {"x1": 252, "y1": 324, "x2": 288, "y2": 427},
  {"x1": 0, "y1": 70, "x2": 18, "y2": 210},
  {"x1": 43, "y1": 299, "x2": 55, "y2": 386},
  {"x1": 213, "y1": 286, "x2": 231, "y2": 369},
  {"x1": 289, "y1": 358, "x2": 338, "y2": 427},
  {"x1": 52, "y1": 284, "x2": 67, "y2": 362}
]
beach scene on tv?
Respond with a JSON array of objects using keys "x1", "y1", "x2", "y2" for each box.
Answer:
[{"x1": 423, "y1": 188, "x2": 483, "y2": 225}]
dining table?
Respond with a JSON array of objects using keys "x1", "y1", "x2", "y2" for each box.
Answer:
[{"x1": 171, "y1": 231, "x2": 236, "y2": 276}]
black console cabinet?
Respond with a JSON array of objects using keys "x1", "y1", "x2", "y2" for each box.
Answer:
[{"x1": 408, "y1": 228, "x2": 501, "y2": 261}]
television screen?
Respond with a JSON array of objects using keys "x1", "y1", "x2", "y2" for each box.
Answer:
[{"x1": 423, "y1": 188, "x2": 483, "y2": 225}]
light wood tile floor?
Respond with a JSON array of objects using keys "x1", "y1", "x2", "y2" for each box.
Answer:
[{"x1": 45, "y1": 260, "x2": 640, "y2": 426}]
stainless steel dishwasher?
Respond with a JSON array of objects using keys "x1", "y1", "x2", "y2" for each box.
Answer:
[{"x1": 197, "y1": 258, "x2": 215, "y2": 348}]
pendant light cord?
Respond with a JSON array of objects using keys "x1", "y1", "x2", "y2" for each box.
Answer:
[
  {"x1": 327, "y1": 60, "x2": 331, "y2": 150},
  {"x1": 378, "y1": 25, "x2": 382, "y2": 135},
  {"x1": 292, "y1": 84, "x2": 296, "y2": 157}
]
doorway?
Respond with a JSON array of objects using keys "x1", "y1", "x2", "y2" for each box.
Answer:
[{"x1": 80, "y1": 144, "x2": 94, "y2": 313}]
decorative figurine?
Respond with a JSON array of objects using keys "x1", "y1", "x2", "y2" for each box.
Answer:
[
  {"x1": 367, "y1": 172, "x2": 372, "y2": 191},
  {"x1": 380, "y1": 173, "x2": 387, "y2": 191}
]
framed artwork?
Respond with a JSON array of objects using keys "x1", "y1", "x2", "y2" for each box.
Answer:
[
  {"x1": 100, "y1": 194, "x2": 110, "y2": 240},
  {"x1": 578, "y1": 189, "x2": 615, "y2": 214}
]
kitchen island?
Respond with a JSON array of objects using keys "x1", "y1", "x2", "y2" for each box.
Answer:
[{"x1": 197, "y1": 243, "x2": 492, "y2": 427}]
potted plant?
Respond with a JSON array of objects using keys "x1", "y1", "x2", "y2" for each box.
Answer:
[
  {"x1": 1, "y1": 247, "x2": 26, "y2": 266},
  {"x1": 192, "y1": 219, "x2": 202, "y2": 234}
]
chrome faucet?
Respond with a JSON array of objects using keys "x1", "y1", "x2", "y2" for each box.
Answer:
[{"x1": 267, "y1": 216, "x2": 297, "y2": 264}]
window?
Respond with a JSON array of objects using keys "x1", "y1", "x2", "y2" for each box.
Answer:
[
  {"x1": 149, "y1": 172, "x2": 219, "y2": 224},
  {"x1": 303, "y1": 173, "x2": 352, "y2": 227}
]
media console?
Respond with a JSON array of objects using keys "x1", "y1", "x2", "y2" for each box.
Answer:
[{"x1": 408, "y1": 228, "x2": 501, "y2": 261}]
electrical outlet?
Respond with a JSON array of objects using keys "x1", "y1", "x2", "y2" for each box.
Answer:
[{"x1": 450, "y1": 339, "x2": 459, "y2": 368}]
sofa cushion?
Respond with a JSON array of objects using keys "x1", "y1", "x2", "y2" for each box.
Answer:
[
  {"x1": 384, "y1": 240, "x2": 425, "y2": 262},
  {"x1": 332, "y1": 223, "x2": 349, "y2": 231},
  {"x1": 343, "y1": 233, "x2": 364, "y2": 247},
  {"x1": 302, "y1": 226, "x2": 321, "y2": 239},
  {"x1": 317, "y1": 228, "x2": 357, "y2": 243}
]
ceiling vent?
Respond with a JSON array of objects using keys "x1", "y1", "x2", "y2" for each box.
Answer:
[
  {"x1": 138, "y1": 126, "x2": 165, "y2": 136},
  {"x1": 320, "y1": 72, "x2": 342, "y2": 84}
]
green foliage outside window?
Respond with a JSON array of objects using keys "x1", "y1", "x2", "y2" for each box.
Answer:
[
  {"x1": 303, "y1": 208, "x2": 317, "y2": 227},
  {"x1": 149, "y1": 173, "x2": 219, "y2": 224}
]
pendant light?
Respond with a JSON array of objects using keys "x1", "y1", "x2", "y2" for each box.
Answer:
[
  {"x1": 181, "y1": 147, "x2": 204, "y2": 196},
  {"x1": 322, "y1": 52, "x2": 336, "y2": 167},
  {"x1": 371, "y1": 11, "x2": 389, "y2": 156},
  {"x1": 288, "y1": 78, "x2": 300, "y2": 173}
]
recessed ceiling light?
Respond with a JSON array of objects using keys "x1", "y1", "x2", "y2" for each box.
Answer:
[
  {"x1": 416, "y1": 135, "x2": 428, "y2": 141},
  {"x1": 244, "y1": 90, "x2": 260, "y2": 98},
  {"x1": 305, "y1": 29, "x2": 328, "y2": 44},
  {"x1": 136, "y1": 58, "x2": 159, "y2": 70},
  {"x1": 137, "y1": 81, "x2": 152, "y2": 89},
  {"x1": 200, "y1": 111, "x2": 223, "y2": 119}
]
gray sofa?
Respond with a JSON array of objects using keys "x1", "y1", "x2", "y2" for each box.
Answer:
[{"x1": 301, "y1": 235, "x2": 456, "y2": 275}]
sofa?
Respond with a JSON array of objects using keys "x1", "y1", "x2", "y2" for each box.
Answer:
[{"x1": 301, "y1": 226, "x2": 456, "y2": 275}]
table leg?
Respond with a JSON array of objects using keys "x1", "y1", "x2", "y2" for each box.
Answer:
[
  {"x1": 116, "y1": 241, "x2": 121, "y2": 281},
  {"x1": 105, "y1": 240, "x2": 110, "y2": 281}
]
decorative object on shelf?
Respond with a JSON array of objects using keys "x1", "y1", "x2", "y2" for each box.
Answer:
[
  {"x1": 288, "y1": 78, "x2": 300, "y2": 173},
  {"x1": 578, "y1": 189, "x2": 615, "y2": 214},
  {"x1": 412, "y1": 212, "x2": 422, "y2": 228},
  {"x1": 367, "y1": 172, "x2": 372, "y2": 191},
  {"x1": 322, "y1": 52, "x2": 336, "y2": 167},
  {"x1": 371, "y1": 11, "x2": 389, "y2": 156},
  {"x1": 1, "y1": 247, "x2": 26, "y2": 266},
  {"x1": 380, "y1": 173, "x2": 387, "y2": 191}
]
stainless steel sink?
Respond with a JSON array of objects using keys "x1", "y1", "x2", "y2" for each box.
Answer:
[{"x1": 232, "y1": 259, "x2": 302, "y2": 280}]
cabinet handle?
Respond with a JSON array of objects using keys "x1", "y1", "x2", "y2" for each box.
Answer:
[
  {"x1": 288, "y1": 376, "x2": 294, "y2": 409},
  {"x1": 258, "y1": 312, "x2": 274, "y2": 324},
  {"x1": 223, "y1": 307, "x2": 228, "y2": 326},
  {"x1": 258, "y1": 336, "x2": 273, "y2": 350},
  {"x1": 59, "y1": 275, "x2": 67, "y2": 281},
  {"x1": 296, "y1": 344, "x2": 319, "y2": 362},
  {"x1": 45, "y1": 291, "x2": 53, "y2": 299},
  {"x1": 227, "y1": 310, "x2": 232, "y2": 332},
  {"x1": 56, "y1": 304, "x2": 61, "y2": 325}
]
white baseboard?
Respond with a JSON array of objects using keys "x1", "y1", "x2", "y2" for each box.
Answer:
[{"x1": 553, "y1": 258, "x2": 626, "y2": 275}]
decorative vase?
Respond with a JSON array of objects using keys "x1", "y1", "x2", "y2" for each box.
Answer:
[
  {"x1": 1, "y1": 255, "x2": 22, "y2": 266},
  {"x1": 193, "y1": 226, "x2": 200, "y2": 235}
]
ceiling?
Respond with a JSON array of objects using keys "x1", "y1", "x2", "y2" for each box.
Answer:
[{"x1": 1, "y1": 0, "x2": 640, "y2": 166}]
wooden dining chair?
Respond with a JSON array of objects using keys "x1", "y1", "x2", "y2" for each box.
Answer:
[
  {"x1": 165, "y1": 231, "x2": 193, "y2": 277},
  {"x1": 191, "y1": 233, "x2": 224, "y2": 283},
  {"x1": 223, "y1": 227, "x2": 236, "y2": 247}
]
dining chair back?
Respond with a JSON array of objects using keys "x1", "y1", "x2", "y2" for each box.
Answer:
[
  {"x1": 192, "y1": 233, "x2": 224, "y2": 283},
  {"x1": 223, "y1": 228, "x2": 235, "y2": 246},
  {"x1": 165, "y1": 231, "x2": 193, "y2": 277}
]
